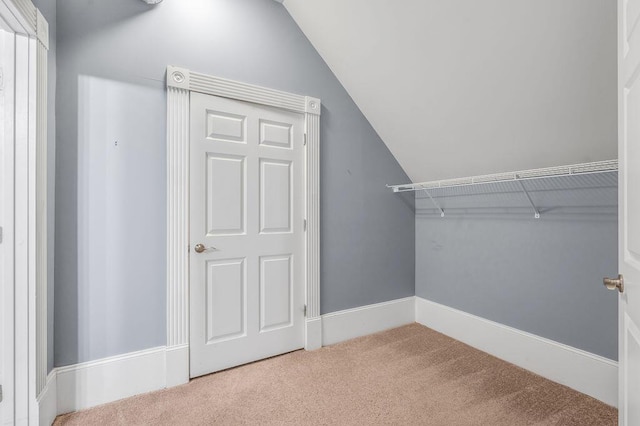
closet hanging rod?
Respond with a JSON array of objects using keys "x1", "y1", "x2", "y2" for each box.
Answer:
[{"x1": 386, "y1": 160, "x2": 618, "y2": 193}]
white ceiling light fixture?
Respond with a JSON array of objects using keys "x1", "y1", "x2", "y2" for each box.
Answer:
[{"x1": 141, "y1": 0, "x2": 163, "y2": 4}]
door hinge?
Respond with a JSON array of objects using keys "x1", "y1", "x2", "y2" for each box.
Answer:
[
  {"x1": 303, "y1": 134, "x2": 307, "y2": 146},
  {"x1": 304, "y1": 219, "x2": 307, "y2": 231},
  {"x1": 0, "y1": 226, "x2": 3, "y2": 244},
  {"x1": 0, "y1": 384, "x2": 3, "y2": 403},
  {"x1": 304, "y1": 305, "x2": 307, "y2": 317}
]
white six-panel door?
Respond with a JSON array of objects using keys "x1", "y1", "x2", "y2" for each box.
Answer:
[
  {"x1": 189, "y1": 92, "x2": 305, "y2": 377},
  {"x1": 619, "y1": 0, "x2": 640, "y2": 422}
]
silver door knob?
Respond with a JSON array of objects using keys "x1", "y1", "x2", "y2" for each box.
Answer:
[
  {"x1": 603, "y1": 274, "x2": 624, "y2": 293},
  {"x1": 194, "y1": 244, "x2": 206, "y2": 253}
]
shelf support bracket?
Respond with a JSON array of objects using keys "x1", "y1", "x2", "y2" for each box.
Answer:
[
  {"x1": 422, "y1": 189, "x2": 445, "y2": 218},
  {"x1": 517, "y1": 180, "x2": 540, "y2": 219}
]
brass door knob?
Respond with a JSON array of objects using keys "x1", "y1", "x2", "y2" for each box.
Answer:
[
  {"x1": 194, "y1": 244, "x2": 206, "y2": 253},
  {"x1": 603, "y1": 274, "x2": 624, "y2": 293}
]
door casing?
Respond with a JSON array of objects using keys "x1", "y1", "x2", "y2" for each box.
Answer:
[
  {"x1": 165, "y1": 66, "x2": 321, "y2": 387},
  {"x1": 0, "y1": 0, "x2": 49, "y2": 424}
]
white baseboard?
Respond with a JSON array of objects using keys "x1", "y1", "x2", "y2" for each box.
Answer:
[
  {"x1": 305, "y1": 317, "x2": 322, "y2": 350},
  {"x1": 165, "y1": 344, "x2": 189, "y2": 388},
  {"x1": 322, "y1": 297, "x2": 415, "y2": 346},
  {"x1": 45, "y1": 296, "x2": 414, "y2": 419},
  {"x1": 415, "y1": 297, "x2": 618, "y2": 407},
  {"x1": 37, "y1": 371, "x2": 57, "y2": 426},
  {"x1": 56, "y1": 346, "x2": 167, "y2": 415},
  {"x1": 44, "y1": 296, "x2": 618, "y2": 422}
]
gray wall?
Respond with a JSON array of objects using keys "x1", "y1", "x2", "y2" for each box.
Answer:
[
  {"x1": 415, "y1": 197, "x2": 618, "y2": 360},
  {"x1": 32, "y1": 0, "x2": 56, "y2": 373},
  {"x1": 55, "y1": 0, "x2": 415, "y2": 367}
]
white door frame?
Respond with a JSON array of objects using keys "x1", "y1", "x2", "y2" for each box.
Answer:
[
  {"x1": 165, "y1": 66, "x2": 321, "y2": 386},
  {"x1": 0, "y1": 0, "x2": 49, "y2": 424}
]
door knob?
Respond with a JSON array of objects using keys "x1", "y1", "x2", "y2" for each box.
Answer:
[
  {"x1": 603, "y1": 274, "x2": 624, "y2": 293},
  {"x1": 194, "y1": 243, "x2": 217, "y2": 253}
]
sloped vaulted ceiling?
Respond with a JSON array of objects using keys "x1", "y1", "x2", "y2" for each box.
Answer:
[{"x1": 282, "y1": 0, "x2": 617, "y2": 183}]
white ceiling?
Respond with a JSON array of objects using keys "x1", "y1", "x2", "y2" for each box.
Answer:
[{"x1": 282, "y1": 0, "x2": 617, "y2": 183}]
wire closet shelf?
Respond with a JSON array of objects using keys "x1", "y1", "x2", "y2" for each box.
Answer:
[{"x1": 387, "y1": 160, "x2": 618, "y2": 219}]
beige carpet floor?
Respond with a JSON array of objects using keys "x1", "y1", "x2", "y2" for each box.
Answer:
[{"x1": 54, "y1": 324, "x2": 617, "y2": 425}]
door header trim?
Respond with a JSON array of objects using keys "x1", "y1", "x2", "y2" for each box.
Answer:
[{"x1": 167, "y1": 65, "x2": 321, "y2": 116}]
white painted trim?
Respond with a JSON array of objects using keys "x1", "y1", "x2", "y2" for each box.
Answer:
[
  {"x1": 35, "y1": 8, "x2": 47, "y2": 49},
  {"x1": 305, "y1": 317, "x2": 322, "y2": 350},
  {"x1": 322, "y1": 297, "x2": 415, "y2": 346},
  {"x1": 165, "y1": 344, "x2": 189, "y2": 388},
  {"x1": 35, "y1": 31, "x2": 48, "y2": 398},
  {"x1": 48, "y1": 296, "x2": 620, "y2": 417},
  {"x1": 415, "y1": 297, "x2": 618, "y2": 406},
  {"x1": 13, "y1": 32, "x2": 32, "y2": 425},
  {"x1": 36, "y1": 372, "x2": 57, "y2": 426},
  {"x1": 0, "y1": 3, "x2": 49, "y2": 425},
  {"x1": 56, "y1": 347, "x2": 167, "y2": 415},
  {"x1": 167, "y1": 66, "x2": 320, "y2": 116},
  {"x1": 0, "y1": 28, "x2": 17, "y2": 426},
  {"x1": 304, "y1": 106, "x2": 321, "y2": 347},
  {"x1": 165, "y1": 85, "x2": 190, "y2": 386},
  {"x1": 2, "y1": 0, "x2": 37, "y2": 36},
  {"x1": 37, "y1": 346, "x2": 191, "y2": 419},
  {"x1": 165, "y1": 66, "x2": 321, "y2": 381},
  {"x1": 47, "y1": 297, "x2": 413, "y2": 417}
]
